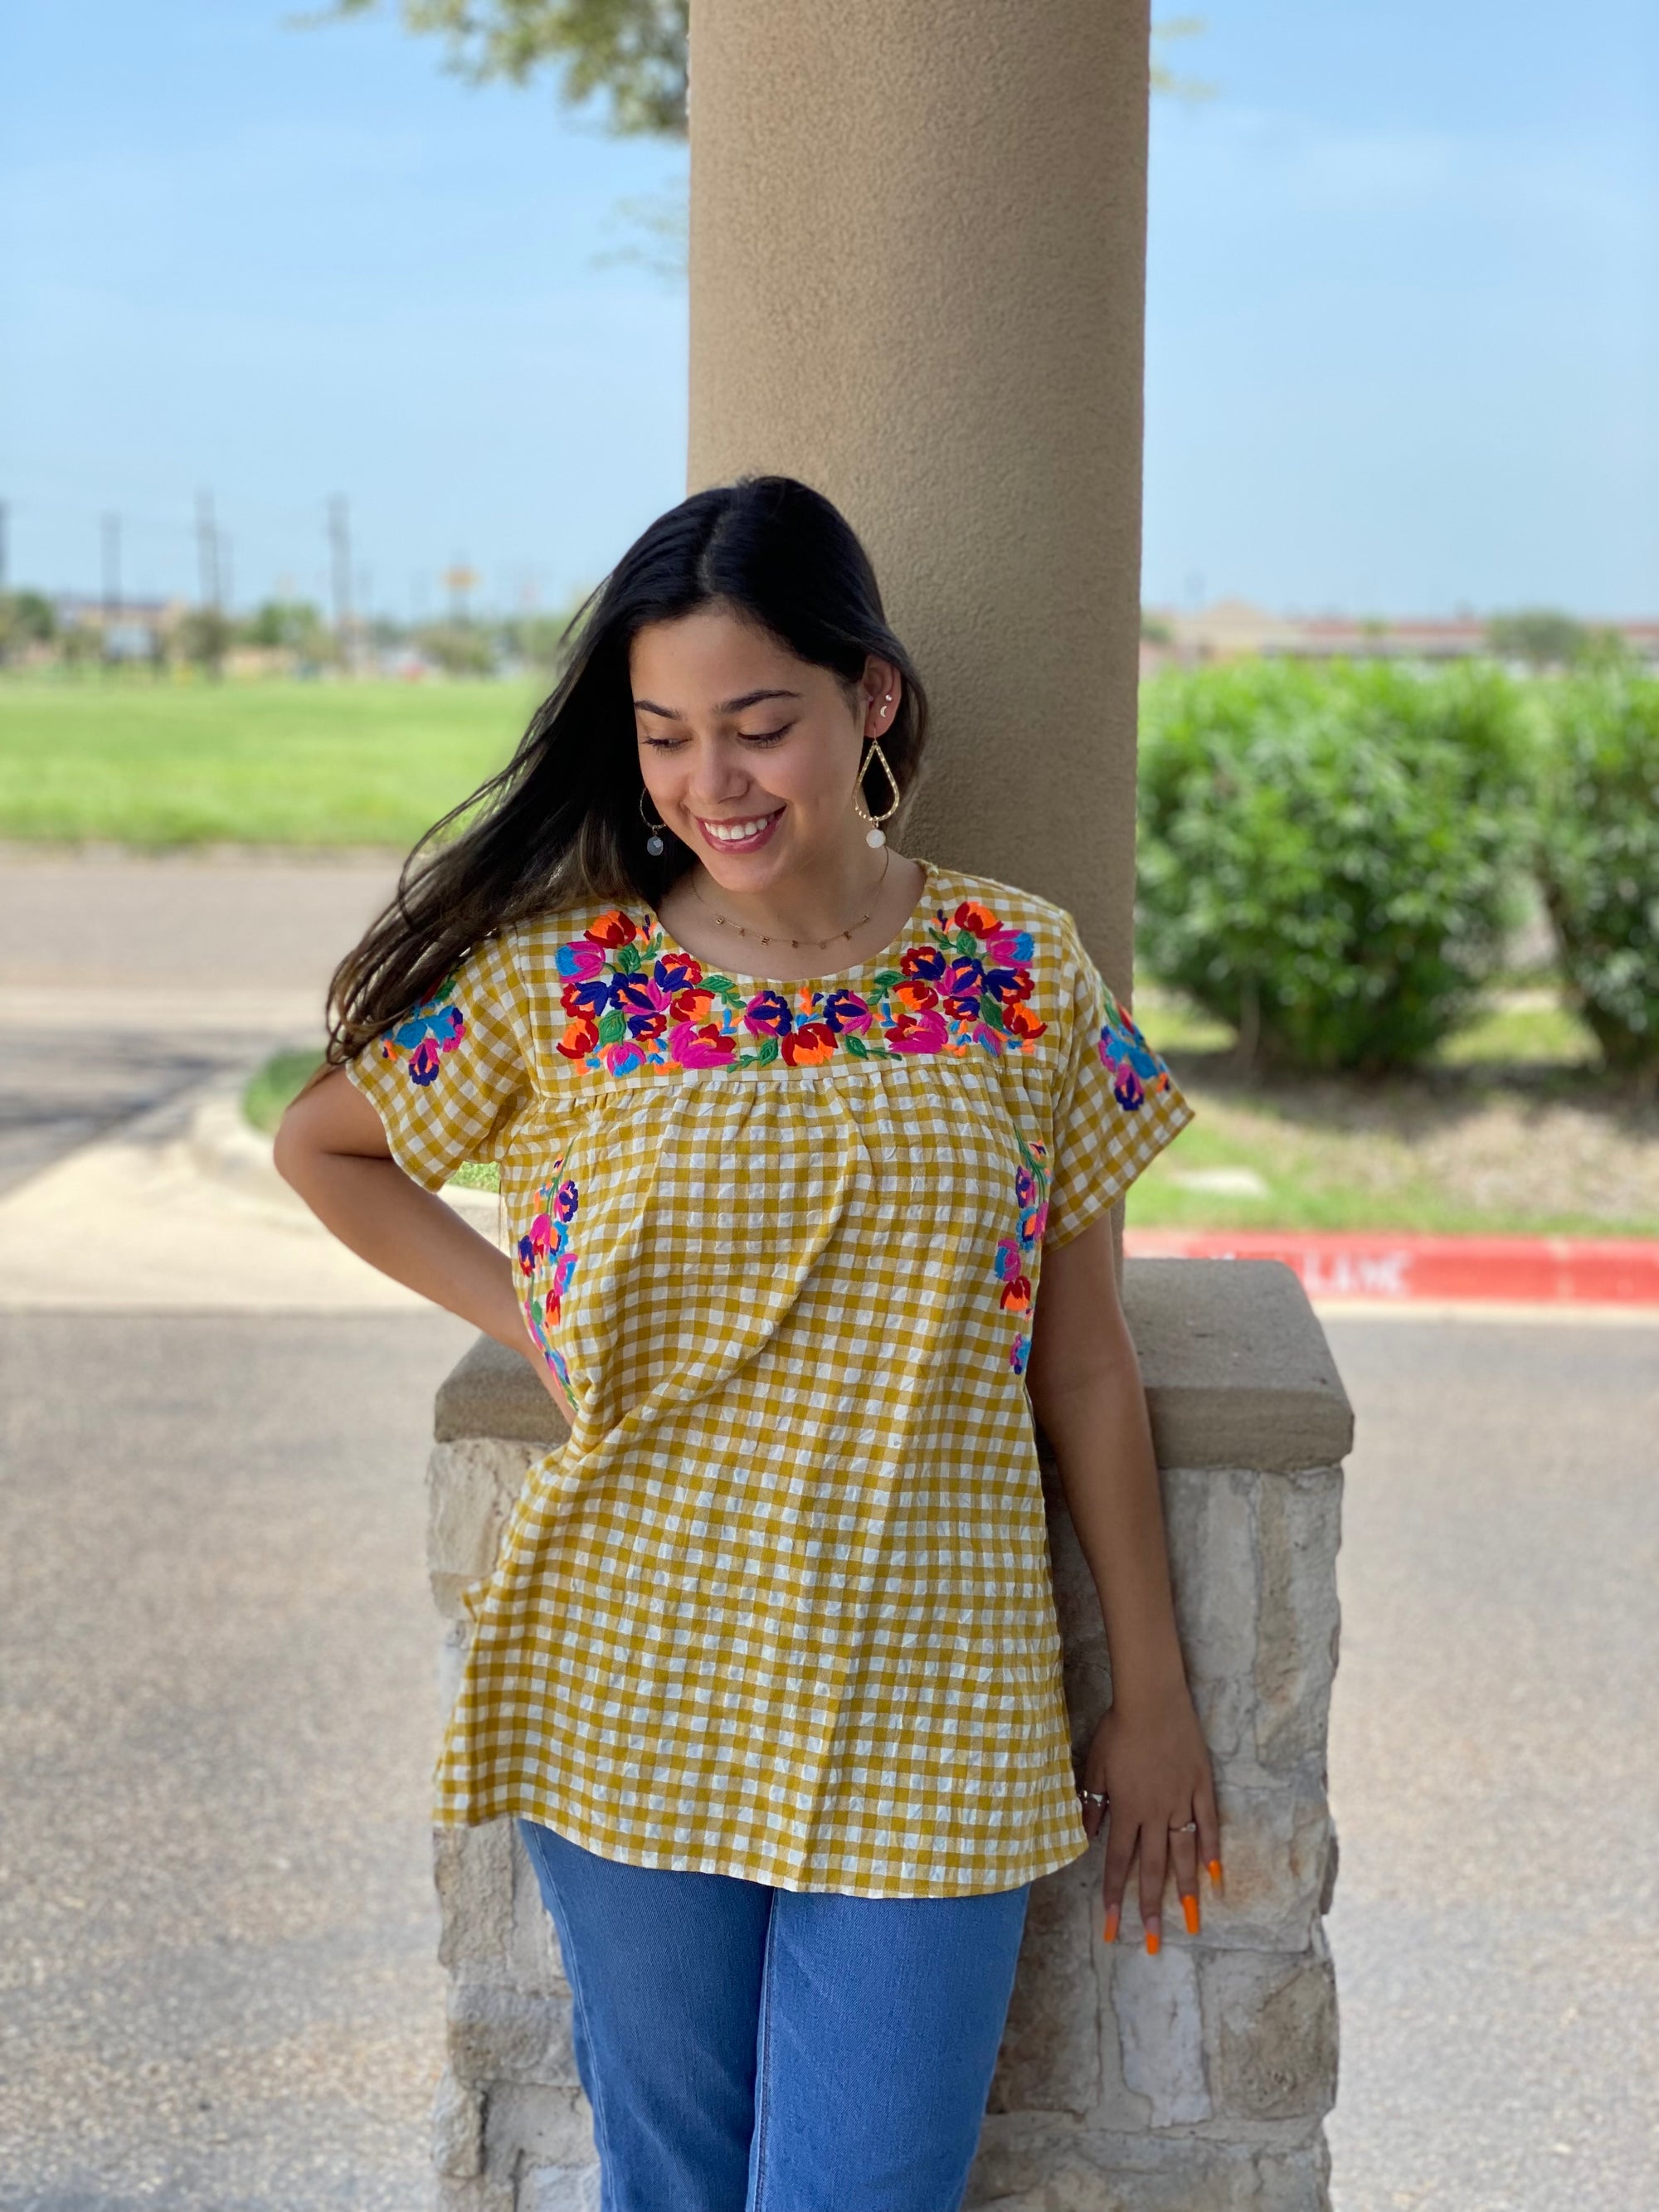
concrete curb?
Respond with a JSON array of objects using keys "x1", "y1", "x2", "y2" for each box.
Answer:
[
  {"x1": 188, "y1": 1067, "x2": 506, "y2": 1242},
  {"x1": 1125, "y1": 1227, "x2": 1659, "y2": 1306}
]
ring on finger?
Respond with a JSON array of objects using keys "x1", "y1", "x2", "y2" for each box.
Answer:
[
  {"x1": 1080, "y1": 1788, "x2": 1108, "y2": 1806},
  {"x1": 1169, "y1": 1817, "x2": 1198, "y2": 1833}
]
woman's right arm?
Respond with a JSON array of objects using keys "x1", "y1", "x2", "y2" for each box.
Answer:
[{"x1": 274, "y1": 1066, "x2": 577, "y2": 1427}]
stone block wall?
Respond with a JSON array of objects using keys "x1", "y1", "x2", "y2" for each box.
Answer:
[{"x1": 422, "y1": 1259, "x2": 1352, "y2": 2210}]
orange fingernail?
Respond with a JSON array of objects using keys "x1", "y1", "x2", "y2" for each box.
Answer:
[
  {"x1": 1208, "y1": 1858, "x2": 1224, "y2": 1885},
  {"x1": 1102, "y1": 1903, "x2": 1120, "y2": 1943},
  {"x1": 1182, "y1": 1894, "x2": 1200, "y2": 1935},
  {"x1": 1145, "y1": 1918, "x2": 1160, "y2": 1955}
]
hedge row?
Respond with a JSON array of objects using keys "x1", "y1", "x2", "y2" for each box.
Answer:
[{"x1": 1136, "y1": 661, "x2": 1659, "y2": 1078}]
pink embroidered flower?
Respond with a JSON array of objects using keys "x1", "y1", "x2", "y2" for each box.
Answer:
[
  {"x1": 555, "y1": 938, "x2": 608, "y2": 981},
  {"x1": 883, "y1": 1008, "x2": 949, "y2": 1054},
  {"x1": 742, "y1": 991, "x2": 794, "y2": 1037},
  {"x1": 984, "y1": 926, "x2": 1035, "y2": 967},
  {"x1": 601, "y1": 1038, "x2": 646, "y2": 1076},
  {"x1": 669, "y1": 1020, "x2": 737, "y2": 1067}
]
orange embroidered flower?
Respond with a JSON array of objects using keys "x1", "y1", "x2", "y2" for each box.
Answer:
[{"x1": 557, "y1": 1014, "x2": 600, "y2": 1060}]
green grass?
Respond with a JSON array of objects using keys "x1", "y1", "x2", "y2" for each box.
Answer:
[
  {"x1": 244, "y1": 1048, "x2": 327, "y2": 1132},
  {"x1": 0, "y1": 676, "x2": 538, "y2": 844}
]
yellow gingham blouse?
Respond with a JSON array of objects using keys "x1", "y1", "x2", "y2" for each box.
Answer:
[{"x1": 348, "y1": 858, "x2": 1193, "y2": 1896}]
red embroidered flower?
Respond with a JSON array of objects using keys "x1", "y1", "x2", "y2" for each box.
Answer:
[{"x1": 781, "y1": 1022, "x2": 837, "y2": 1066}]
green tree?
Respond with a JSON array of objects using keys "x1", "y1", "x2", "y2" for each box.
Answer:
[
  {"x1": 313, "y1": 4, "x2": 1208, "y2": 281},
  {"x1": 0, "y1": 590, "x2": 56, "y2": 665},
  {"x1": 1486, "y1": 608, "x2": 1587, "y2": 672},
  {"x1": 315, "y1": 0, "x2": 689, "y2": 134},
  {"x1": 319, "y1": 1, "x2": 1206, "y2": 130},
  {"x1": 176, "y1": 606, "x2": 236, "y2": 678},
  {"x1": 240, "y1": 598, "x2": 332, "y2": 659}
]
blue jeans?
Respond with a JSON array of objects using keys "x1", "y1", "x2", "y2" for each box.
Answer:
[{"x1": 518, "y1": 1821, "x2": 1030, "y2": 2212}]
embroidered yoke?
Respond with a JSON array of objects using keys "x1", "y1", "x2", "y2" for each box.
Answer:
[{"x1": 347, "y1": 859, "x2": 1194, "y2": 1896}]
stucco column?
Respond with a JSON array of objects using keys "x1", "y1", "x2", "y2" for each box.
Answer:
[{"x1": 686, "y1": 0, "x2": 1152, "y2": 989}]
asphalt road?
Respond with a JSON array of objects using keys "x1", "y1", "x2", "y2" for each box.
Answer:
[
  {"x1": 0, "y1": 846, "x2": 398, "y2": 1196},
  {"x1": 0, "y1": 1308, "x2": 474, "y2": 2212}
]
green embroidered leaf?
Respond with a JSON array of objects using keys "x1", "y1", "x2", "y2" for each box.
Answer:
[
  {"x1": 844, "y1": 1032, "x2": 870, "y2": 1058},
  {"x1": 955, "y1": 929, "x2": 978, "y2": 954},
  {"x1": 614, "y1": 943, "x2": 641, "y2": 974},
  {"x1": 754, "y1": 1037, "x2": 781, "y2": 1065},
  {"x1": 979, "y1": 993, "x2": 1008, "y2": 1029},
  {"x1": 870, "y1": 969, "x2": 902, "y2": 989},
  {"x1": 703, "y1": 974, "x2": 740, "y2": 997},
  {"x1": 597, "y1": 1010, "x2": 626, "y2": 1045}
]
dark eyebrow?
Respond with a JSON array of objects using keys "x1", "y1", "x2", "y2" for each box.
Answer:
[{"x1": 632, "y1": 688, "x2": 803, "y2": 721}]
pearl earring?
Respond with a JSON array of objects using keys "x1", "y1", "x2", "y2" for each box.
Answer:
[
  {"x1": 853, "y1": 725, "x2": 902, "y2": 848},
  {"x1": 639, "y1": 786, "x2": 667, "y2": 857}
]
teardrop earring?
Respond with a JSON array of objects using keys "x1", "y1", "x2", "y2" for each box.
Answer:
[
  {"x1": 639, "y1": 787, "x2": 668, "y2": 857},
  {"x1": 852, "y1": 734, "x2": 902, "y2": 848}
]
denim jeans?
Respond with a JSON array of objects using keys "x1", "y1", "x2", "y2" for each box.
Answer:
[{"x1": 517, "y1": 1820, "x2": 1031, "y2": 2212}]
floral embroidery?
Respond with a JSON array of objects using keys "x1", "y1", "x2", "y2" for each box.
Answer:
[
  {"x1": 1097, "y1": 992, "x2": 1176, "y2": 1112},
  {"x1": 377, "y1": 980, "x2": 465, "y2": 1087},
  {"x1": 552, "y1": 900, "x2": 1047, "y2": 1075},
  {"x1": 517, "y1": 1159, "x2": 579, "y2": 1391},
  {"x1": 995, "y1": 1134, "x2": 1049, "y2": 1376}
]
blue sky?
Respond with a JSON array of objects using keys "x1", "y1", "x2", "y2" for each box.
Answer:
[{"x1": 2, "y1": 1, "x2": 1655, "y2": 619}]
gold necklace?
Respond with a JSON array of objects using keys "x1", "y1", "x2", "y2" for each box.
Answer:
[{"x1": 687, "y1": 847, "x2": 893, "y2": 952}]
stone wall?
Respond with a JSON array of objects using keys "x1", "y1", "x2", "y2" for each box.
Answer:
[{"x1": 422, "y1": 1258, "x2": 1352, "y2": 2210}]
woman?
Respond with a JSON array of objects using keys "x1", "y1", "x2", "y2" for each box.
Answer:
[{"x1": 276, "y1": 474, "x2": 1215, "y2": 2212}]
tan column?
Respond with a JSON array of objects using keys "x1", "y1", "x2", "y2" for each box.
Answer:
[{"x1": 687, "y1": 0, "x2": 1152, "y2": 990}]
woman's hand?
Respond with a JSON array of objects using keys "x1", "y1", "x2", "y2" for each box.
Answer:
[{"x1": 1080, "y1": 1682, "x2": 1222, "y2": 1951}]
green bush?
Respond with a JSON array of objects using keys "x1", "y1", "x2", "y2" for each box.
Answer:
[
  {"x1": 1535, "y1": 672, "x2": 1659, "y2": 1080},
  {"x1": 1136, "y1": 660, "x2": 1532, "y2": 1073}
]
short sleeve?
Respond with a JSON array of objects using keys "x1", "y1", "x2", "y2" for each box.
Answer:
[
  {"x1": 343, "y1": 931, "x2": 531, "y2": 1192},
  {"x1": 1043, "y1": 915, "x2": 1194, "y2": 1251}
]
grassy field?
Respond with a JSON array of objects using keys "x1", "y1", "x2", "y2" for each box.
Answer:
[{"x1": 0, "y1": 677, "x2": 538, "y2": 844}]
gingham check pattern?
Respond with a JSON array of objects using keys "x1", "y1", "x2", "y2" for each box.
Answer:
[{"x1": 347, "y1": 863, "x2": 1193, "y2": 1896}]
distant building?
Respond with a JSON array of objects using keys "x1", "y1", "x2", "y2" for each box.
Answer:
[
  {"x1": 1141, "y1": 599, "x2": 1659, "y2": 677},
  {"x1": 51, "y1": 593, "x2": 186, "y2": 660}
]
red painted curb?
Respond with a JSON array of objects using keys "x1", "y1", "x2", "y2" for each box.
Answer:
[{"x1": 1122, "y1": 1228, "x2": 1659, "y2": 1305}]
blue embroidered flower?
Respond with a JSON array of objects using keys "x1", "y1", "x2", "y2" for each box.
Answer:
[{"x1": 379, "y1": 983, "x2": 465, "y2": 1087}]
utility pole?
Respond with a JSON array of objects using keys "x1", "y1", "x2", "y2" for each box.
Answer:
[
  {"x1": 328, "y1": 494, "x2": 353, "y2": 673},
  {"x1": 196, "y1": 490, "x2": 221, "y2": 610},
  {"x1": 0, "y1": 499, "x2": 9, "y2": 592}
]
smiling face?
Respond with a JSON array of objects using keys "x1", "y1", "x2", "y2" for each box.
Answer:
[{"x1": 630, "y1": 603, "x2": 898, "y2": 889}]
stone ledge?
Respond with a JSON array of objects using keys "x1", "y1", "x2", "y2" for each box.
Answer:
[{"x1": 434, "y1": 1257, "x2": 1353, "y2": 1471}]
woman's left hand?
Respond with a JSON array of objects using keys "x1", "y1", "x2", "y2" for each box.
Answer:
[{"x1": 1078, "y1": 1683, "x2": 1222, "y2": 1952}]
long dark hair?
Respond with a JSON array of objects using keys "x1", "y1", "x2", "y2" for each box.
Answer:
[{"x1": 325, "y1": 473, "x2": 932, "y2": 1063}]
